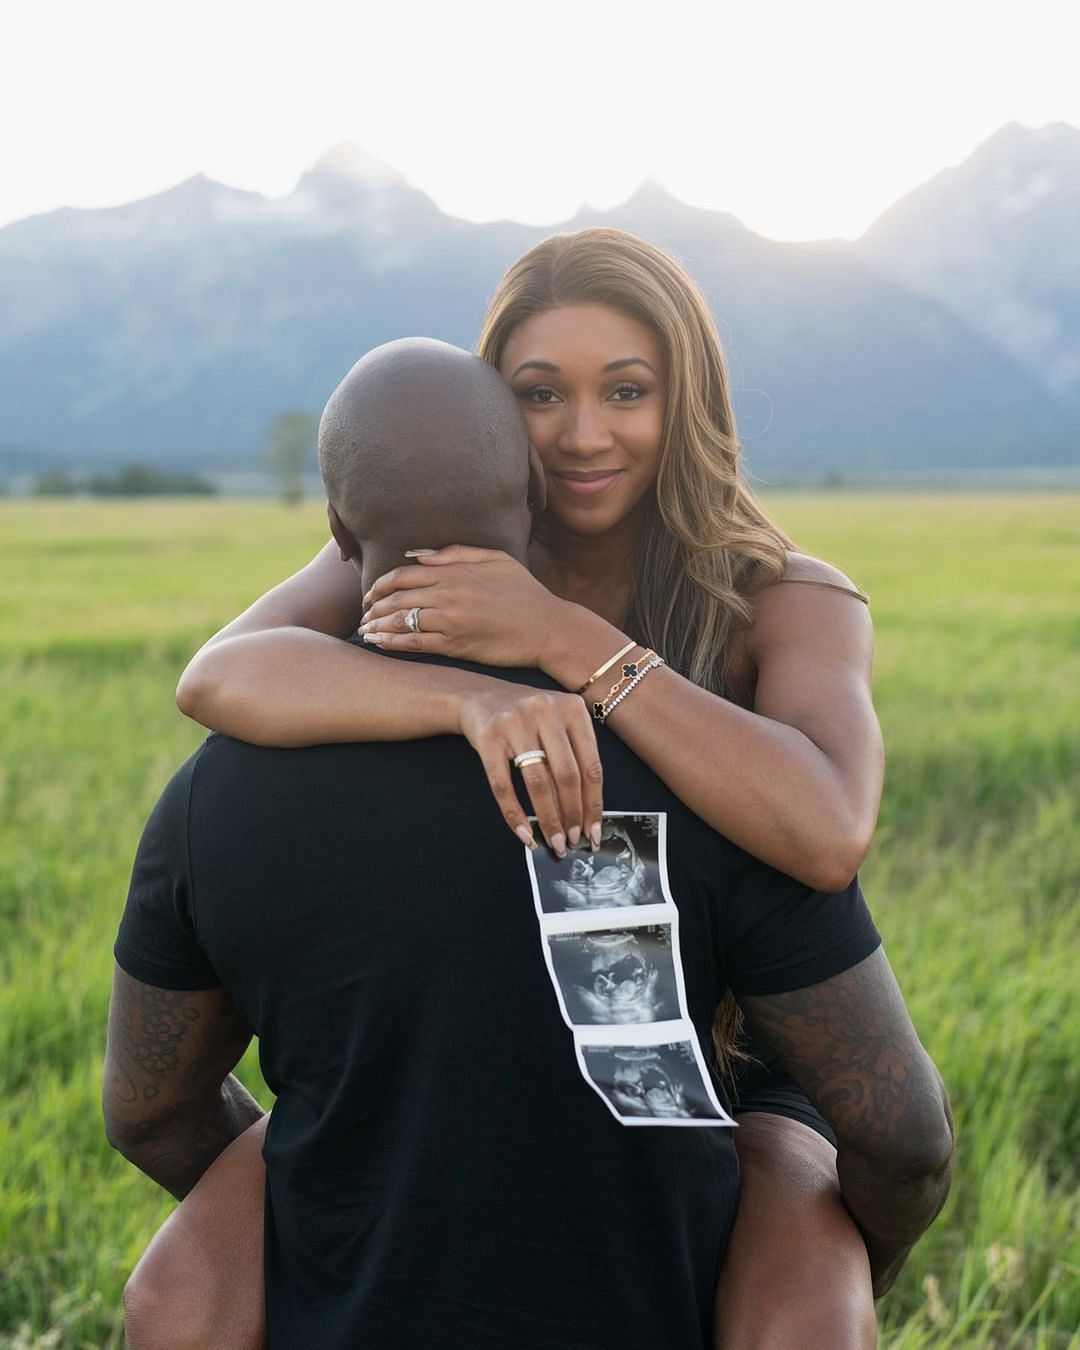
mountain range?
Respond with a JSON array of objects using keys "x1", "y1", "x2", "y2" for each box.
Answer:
[{"x1": 2, "y1": 122, "x2": 1078, "y2": 480}]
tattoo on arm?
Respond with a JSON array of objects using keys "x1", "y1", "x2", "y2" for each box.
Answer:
[
  {"x1": 738, "y1": 949, "x2": 954, "y2": 1294},
  {"x1": 739, "y1": 948, "x2": 948, "y2": 1151},
  {"x1": 104, "y1": 966, "x2": 263, "y2": 1198},
  {"x1": 106, "y1": 983, "x2": 202, "y2": 1106}
]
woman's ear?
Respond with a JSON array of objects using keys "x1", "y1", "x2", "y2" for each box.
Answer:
[
  {"x1": 327, "y1": 502, "x2": 359, "y2": 562},
  {"x1": 527, "y1": 442, "x2": 548, "y2": 513}
]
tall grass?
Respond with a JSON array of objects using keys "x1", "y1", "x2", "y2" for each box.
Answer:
[{"x1": 1, "y1": 496, "x2": 1076, "y2": 1348}]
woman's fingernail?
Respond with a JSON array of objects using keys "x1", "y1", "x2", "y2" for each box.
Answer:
[
  {"x1": 551, "y1": 832, "x2": 567, "y2": 859},
  {"x1": 362, "y1": 633, "x2": 387, "y2": 644},
  {"x1": 567, "y1": 825, "x2": 581, "y2": 848},
  {"x1": 404, "y1": 549, "x2": 437, "y2": 557},
  {"x1": 515, "y1": 824, "x2": 538, "y2": 850},
  {"x1": 589, "y1": 822, "x2": 602, "y2": 851},
  {"x1": 357, "y1": 622, "x2": 369, "y2": 633}
]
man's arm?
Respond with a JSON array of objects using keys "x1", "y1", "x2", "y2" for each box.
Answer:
[
  {"x1": 102, "y1": 964, "x2": 264, "y2": 1200},
  {"x1": 737, "y1": 948, "x2": 954, "y2": 1297}
]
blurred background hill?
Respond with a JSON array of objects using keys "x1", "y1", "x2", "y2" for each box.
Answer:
[{"x1": 3, "y1": 121, "x2": 1078, "y2": 485}]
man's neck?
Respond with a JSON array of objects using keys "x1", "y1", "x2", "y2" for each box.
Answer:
[{"x1": 359, "y1": 539, "x2": 529, "y2": 596}]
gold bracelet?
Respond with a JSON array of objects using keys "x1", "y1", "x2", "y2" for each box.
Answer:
[
  {"x1": 594, "y1": 654, "x2": 665, "y2": 724},
  {"x1": 589, "y1": 649, "x2": 657, "y2": 720},
  {"x1": 576, "y1": 640, "x2": 640, "y2": 696}
]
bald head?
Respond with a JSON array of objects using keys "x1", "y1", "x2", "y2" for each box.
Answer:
[{"x1": 319, "y1": 338, "x2": 535, "y2": 585}]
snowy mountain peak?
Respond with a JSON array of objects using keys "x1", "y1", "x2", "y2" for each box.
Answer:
[{"x1": 305, "y1": 142, "x2": 408, "y2": 188}]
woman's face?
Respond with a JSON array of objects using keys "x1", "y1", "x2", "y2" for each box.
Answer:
[{"x1": 500, "y1": 303, "x2": 667, "y2": 537}]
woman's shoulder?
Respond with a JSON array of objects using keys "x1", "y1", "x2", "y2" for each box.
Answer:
[
  {"x1": 733, "y1": 551, "x2": 871, "y2": 669},
  {"x1": 779, "y1": 551, "x2": 868, "y2": 600},
  {"x1": 739, "y1": 550, "x2": 868, "y2": 610},
  {"x1": 727, "y1": 552, "x2": 871, "y2": 700}
]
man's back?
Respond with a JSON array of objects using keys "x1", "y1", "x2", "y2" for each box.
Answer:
[{"x1": 115, "y1": 653, "x2": 880, "y2": 1350}]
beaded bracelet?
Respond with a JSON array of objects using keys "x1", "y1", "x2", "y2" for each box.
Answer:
[
  {"x1": 588, "y1": 649, "x2": 655, "y2": 720},
  {"x1": 591, "y1": 653, "x2": 665, "y2": 724}
]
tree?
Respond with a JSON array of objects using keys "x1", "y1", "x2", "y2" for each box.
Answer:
[
  {"x1": 265, "y1": 411, "x2": 317, "y2": 506},
  {"x1": 86, "y1": 463, "x2": 216, "y2": 496},
  {"x1": 33, "y1": 468, "x2": 80, "y2": 496}
]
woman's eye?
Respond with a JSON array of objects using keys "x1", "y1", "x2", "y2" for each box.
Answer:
[
  {"x1": 521, "y1": 385, "x2": 560, "y2": 405},
  {"x1": 611, "y1": 382, "x2": 646, "y2": 401}
]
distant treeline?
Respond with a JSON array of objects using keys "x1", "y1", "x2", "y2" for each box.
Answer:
[{"x1": 32, "y1": 464, "x2": 217, "y2": 497}]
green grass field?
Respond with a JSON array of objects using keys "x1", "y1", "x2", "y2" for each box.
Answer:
[{"x1": 1, "y1": 495, "x2": 1077, "y2": 1348}]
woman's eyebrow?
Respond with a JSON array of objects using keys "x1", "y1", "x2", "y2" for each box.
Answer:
[
  {"x1": 509, "y1": 359, "x2": 559, "y2": 379},
  {"x1": 510, "y1": 356, "x2": 658, "y2": 379},
  {"x1": 602, "y1": 357, "x2": 658, "y2": 375}
]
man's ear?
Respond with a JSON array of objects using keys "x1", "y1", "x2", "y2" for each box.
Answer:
[
  {"x1": 327, "y1": 503, "x2": 359, "y2": 562},
  {"x1": 527, "y1": 442, "x2": 548, "y2": 513}
]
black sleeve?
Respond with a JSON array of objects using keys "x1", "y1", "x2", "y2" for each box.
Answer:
[
  {"x1": 721, "y1": 862, "x2": 881, "y2": 996},
  {"x1": 114, "y1": 749, "x2": 221, "y2": 990}
]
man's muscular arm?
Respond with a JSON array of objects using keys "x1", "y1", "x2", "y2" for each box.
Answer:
[
  {"x1": 738, "y1": 949, "x2": 954, "y2": 1297},
  {"x1": 103, "y1": 965, "x2": 264, "y2": 1200}
]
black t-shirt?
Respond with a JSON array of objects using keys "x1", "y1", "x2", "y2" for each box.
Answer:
[{"x1": 115, "y1": 649, "x2": 880, "y2": 1350}]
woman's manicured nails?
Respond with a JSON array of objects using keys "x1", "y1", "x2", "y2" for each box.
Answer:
[{"x1": 515, "y1": 824, "x2": 538, "y2": 850}]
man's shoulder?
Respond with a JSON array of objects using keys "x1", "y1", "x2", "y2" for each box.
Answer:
[
  {"x1": 192, "y1": 731, "x2": 375, "y2": 779},
  {"x1": 148, "y1": 738, "x2": 210, "y2": 819},
  {"x1": 187, "y1": 727, "x2": 474, "y2": 813}
]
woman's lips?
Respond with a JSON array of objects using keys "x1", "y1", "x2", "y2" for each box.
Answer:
[{"x1": 552, "y1": 471, "x2": 623, "y2": 496}]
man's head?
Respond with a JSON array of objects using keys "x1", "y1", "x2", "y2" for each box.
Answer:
[{"x1": 318, "y1": 338, "x2": 545, "y2": 591}]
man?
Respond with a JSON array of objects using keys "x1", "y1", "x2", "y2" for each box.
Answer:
[{"x1": 103, "y1": 338, "x2": 953, "y2": 1348}]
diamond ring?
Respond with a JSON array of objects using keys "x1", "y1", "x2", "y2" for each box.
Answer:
[{"x1": 512, "y1": 749, "x2": 547, "y2": 768}]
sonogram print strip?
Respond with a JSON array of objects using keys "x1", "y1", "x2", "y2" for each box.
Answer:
[{"x1": 522, "y1": 811, "x2": 735, "y2": 1128}]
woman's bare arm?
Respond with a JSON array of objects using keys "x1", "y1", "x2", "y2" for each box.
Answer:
[
  {"x1": 178, "y1": 540, "x2": 501, "y2": 745},
  {"x1": 176, "y1": 542, "x2": 604, "y2": 852},
  {"x1": 180, "y1": 542, "x2": 881, "y2": 881},
  {"x1": 539, "y1": 556, "x2": 884, "y2": 891}
]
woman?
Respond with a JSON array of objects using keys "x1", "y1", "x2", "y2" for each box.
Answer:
[{"x1": 144, "y1": 227, "x2": 884, "y2": 1348}]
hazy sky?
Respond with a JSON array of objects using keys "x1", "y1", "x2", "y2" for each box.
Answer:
[{"x1": 5, "y1": 0, "x2": 1078, "y2": 240}]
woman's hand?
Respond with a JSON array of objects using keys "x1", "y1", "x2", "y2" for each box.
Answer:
[
  {"x1": 360, "y1": 544, "x2": 617, "y2": 856},
  {"x1": 457, "y1": 681, "x2": 605, "y2": 859},
  {"x1": 357, "y1": 545, "x2": 564, "y2": 669}
]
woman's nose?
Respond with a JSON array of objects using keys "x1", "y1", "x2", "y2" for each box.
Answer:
[{"x1": 558, "y1": 401, "x2": 615, "y2": 456}]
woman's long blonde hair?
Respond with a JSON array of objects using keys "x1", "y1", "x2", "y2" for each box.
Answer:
[
  {"x1": 477, "y1": 226, "x2": 794, "y2": 699},
  {"x1": 478, "y1": 227, "x2": 795, "y2": 1073}
]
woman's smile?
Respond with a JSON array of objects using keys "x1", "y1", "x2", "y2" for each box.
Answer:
[{"x1": 550, "y1": 469, "x2": 625, "y2": 496}]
